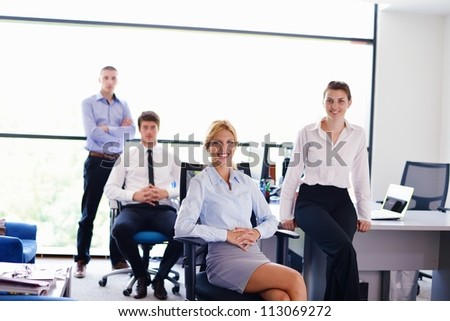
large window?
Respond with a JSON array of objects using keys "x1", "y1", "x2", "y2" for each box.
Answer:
[
  {"x1": 0, "y1": 1, "x2": 376, "y2": 254},
  {"x1": 0, "y1": 20, "x2": 373, "y2": 142}
]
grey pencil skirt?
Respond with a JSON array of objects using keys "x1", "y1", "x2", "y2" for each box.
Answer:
[{"x1": 205, "y1": 242, "x2": 271, "y2": 293}]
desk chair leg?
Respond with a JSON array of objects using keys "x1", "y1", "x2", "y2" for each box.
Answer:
[
  {"x1": 276, "y1": 234, "x2": 289, "y2": 265},
  {"x1": 183, "y1": 243, "x2": 197, "y2": 301},
  {"x1": 98, "y1": 268, "x2": 133, "y2": 286},
  {"x1": 124, "y1": 275, "x2": 136, "y2": 296}
]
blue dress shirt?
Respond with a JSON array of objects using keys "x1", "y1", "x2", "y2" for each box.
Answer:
[{"x1": 82, "y1": 92, "x2": 136, "y2": 154}]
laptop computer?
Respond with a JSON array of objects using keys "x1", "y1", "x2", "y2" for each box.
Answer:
[{"x1": 371, "y1": 184, "x2": 414, "y2": 220}]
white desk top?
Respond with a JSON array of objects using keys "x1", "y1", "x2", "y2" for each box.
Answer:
[
  {"x1": 370, "y1": 210, "x2": 450, "y2": 231},
  {"x1": 270, "y1": 202, "x2": 450, "y2": 232}
]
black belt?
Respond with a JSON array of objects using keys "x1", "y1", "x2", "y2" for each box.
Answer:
[{"x1": 89, "y1": 151, "x2": 120, "y2": 160}]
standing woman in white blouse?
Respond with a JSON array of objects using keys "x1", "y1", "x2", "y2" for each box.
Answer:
[{"x1": 280, "y1": 81, "x2": 372, "y2": 301}]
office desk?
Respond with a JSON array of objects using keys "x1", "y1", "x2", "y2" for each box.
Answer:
[{"x1": 303, "y1": 211, "x2": 450, "y2": 300}]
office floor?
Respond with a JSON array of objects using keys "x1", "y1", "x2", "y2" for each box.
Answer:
[{"x1": 35, "y1": 255, "x2": 432, "y2": 301}]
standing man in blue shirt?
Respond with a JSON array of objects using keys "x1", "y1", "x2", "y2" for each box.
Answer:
[{"x1": 75, "y1": 66, "x2": 136, "y2": 278}]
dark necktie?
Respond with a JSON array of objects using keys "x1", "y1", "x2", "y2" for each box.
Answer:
[{"x1": 147, "y1": 149, "x2": 155, "y2": 185}]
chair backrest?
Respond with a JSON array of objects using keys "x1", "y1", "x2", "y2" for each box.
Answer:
[
  {"x1": 180, "y1": 162, "x2": 206, "y2": 204},
  {"x1": 237, "y1": 162, "x2": 251, "y2": 177},
  {"x1": 236, "y1": 162, "x2": 258, "y2": 226},
  {"x1": 400, "y1": 161, "x2": 450, "y2": 210},
  {"x1": 0, "y1": 222, "x2": 37, "y2": 263}
]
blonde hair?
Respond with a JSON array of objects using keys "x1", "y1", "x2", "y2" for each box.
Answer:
[{"x1": 204, "y1": 120, "x2": 238, "y2": 151}]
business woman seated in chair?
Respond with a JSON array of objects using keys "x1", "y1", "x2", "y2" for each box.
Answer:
[{"x1": 175, "y1": 120, "x2": 307, "y2": 301}]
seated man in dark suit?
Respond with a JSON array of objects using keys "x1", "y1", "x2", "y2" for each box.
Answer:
[{"x1": 104, "y1": 111, "x2": 182, "y2": 300}]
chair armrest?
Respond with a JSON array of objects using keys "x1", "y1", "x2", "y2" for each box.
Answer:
[
  {"x1": 437, "y1": 207, "x2": 450, "y2": 213},
  {"x1": 275, "y1": 228, "x2": 300, "y2": 239},
  {"x1": 274, "y1": 228, "x2": 300, "y2": 265},
  {"x1": 174, "y1": 236, "x2": 207, "y2": 301},
  {"x1": 108, "y1": 200, "x2": 121, "y2": 230},
  {"x1": 5, "y1": 222, "x2": 37, "y2": 240},
  {"x1": 174, "y1": 236, "x2": 206, "y2": 247},
  {"x1": 0, "y1": 236, "x2": 24, "y2": 262},
  {"x1": 109, "y1": 199, "x2": 119, "y2": 210}
]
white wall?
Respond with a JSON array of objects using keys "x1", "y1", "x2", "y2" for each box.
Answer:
[
  {"x1": 372, "y1": 11, "x2": 446, "y2": 201},
  {"x1": 440, "y1": 16, "x2": 450, "y2": 162}
]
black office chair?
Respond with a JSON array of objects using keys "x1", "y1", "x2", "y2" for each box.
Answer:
[
  {"x1": 98, "y1": 200, "x2": 180, "y2": 296},
  {"x1": 400, "y1": 161, "x2": 450, "y2": 294},
  {"x1": 176, "y1": 162, "x2": 300, "y2": 301}
]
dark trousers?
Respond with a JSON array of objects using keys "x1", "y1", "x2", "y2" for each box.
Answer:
[
  {"x1": 111, "y1": 203, "x2": 183, "y2": 279},
  {"x1": 75, "y1": 155, "x2": 124, "y2": 265},
  {"x1": 295, "y1": 184, "x2": 360, "y2": 301}
]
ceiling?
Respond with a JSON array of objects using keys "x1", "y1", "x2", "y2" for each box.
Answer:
[{"x1": 365, "y1": 0, "x2": 450, "y2": 16}]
